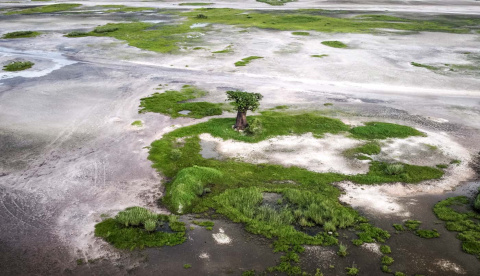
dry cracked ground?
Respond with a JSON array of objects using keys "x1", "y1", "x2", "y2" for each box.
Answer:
[{"x1": 1, "y1": 0, "x2": 480, "y2": 275}]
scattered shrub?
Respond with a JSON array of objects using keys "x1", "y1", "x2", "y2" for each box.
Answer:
[
  {"x1": 415, "y1": 229, "x2": 440, "y2": 239},
  {"x1": 393, "y1": 224, "x2": 405, "y2": 231},
  {"x1": 65, "y1": 31, "x2": 88, "y2": 37},
  {"x1": 183, "y1": 264, "x2": 192, "y2": 269},
  {"x1": 245, "y1": 118, "x2": 263, "y2": 135},
  {"x1": 404, "y1": 220, "x2": 421, "y2": 231},
  {"x1": 94, "y1": 25, "x2": 119, "y2": 33},
  {"x1": 337, "y1": 242, "x2": 348, "y2": 257},
  {"x1": 196, "y1": 14, "x2": 208, "y2": 19},
  {"x1": 144, "y1": 219, "x2": 157, "y2": 232},
  {"x1": 345, "y1": 263, "x2": 359, "y2": 275},
  {"x1": 322, "y1": 41, "x2": 347, "y2": 48}
]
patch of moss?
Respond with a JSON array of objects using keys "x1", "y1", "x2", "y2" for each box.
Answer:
[
  {"x1": 235, "y1": 56, "x2": 263, "y2": 67},
  {"x1": 380, "y1": 245, "x2": 391, "y2": 254},
  {"x1": 3, "y1": 61, "x2": 34, "y2": 71},
  {"x1": 2, "y1": 31, "x2": 40, "y2": 39},
  {"x1": 6, "y1": 4, "x2": 81, "y2": 15},
  {"x1": 257, "y1": 0, "x2": 296, "y2": 6},
  {"x1": 139, "y1": 85, "x2": 225, "y2": 118},
  {"x1": 65, "y1": 31, "x2": 88, "y2": 37},
  {"x1": 322, "y1": 41, "x2": 347, "y2": 48}
]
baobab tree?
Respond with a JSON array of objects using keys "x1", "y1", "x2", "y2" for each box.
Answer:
[{"x1": 226, "y1": 90, "x2": 263, "y2": 130}]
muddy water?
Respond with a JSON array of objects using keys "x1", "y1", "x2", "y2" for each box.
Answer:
[{"x1": 303, "y1": 180, "x2": 480, "y2": 276}]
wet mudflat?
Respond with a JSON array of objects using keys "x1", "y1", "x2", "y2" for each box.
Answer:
[{"x1": 1, "y1": 1, "x2": 480, "y2": 275}]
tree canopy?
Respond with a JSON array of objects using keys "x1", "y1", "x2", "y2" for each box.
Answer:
[{"x1": 226, "y1": 91, "x2": 263, "y2": 112}]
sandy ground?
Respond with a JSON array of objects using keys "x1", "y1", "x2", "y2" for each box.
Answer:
[{"x1": 0, "y1": 1, "x2": 480, "y2": 275}]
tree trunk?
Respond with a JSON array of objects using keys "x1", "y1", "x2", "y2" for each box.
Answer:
[{"x1": 235, "y1": 111, "x2": 248, "y2": 130}]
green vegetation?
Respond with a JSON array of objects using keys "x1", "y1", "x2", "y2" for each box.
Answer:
[
  {"x1": 450, "y1": 159, "x2": 461, "y2": 165},
  {"x1": 380, "y1": 245, "x2": 391, "y2": 254},
  {"x1": 350, "y1": 122, "x2": 425, "y2": 140},
  {"x1": 82, "y1": 9, "x2": 479, "y2": 54},
  {"x1": 131, "y1": 120, "x2": 143, "y2": 127},
  {"x1": 179, "y1": 2, "x2": 214, "y2": 6},
  {"x1": 101, "y1": 6, "x2": 156, "y2": 13},
  {"x1": 93, "y1": 25, "x2": 119, "y2": 34},
  {"x1": 274, "y1": 105, "x2": 289, "y2": 110},
  {"x1": 83, "y1": 22, "x2": 193, "y2": 53},
  {"x1": 292, "y1": 31, "x2": 310, "y2": 36},
  {"x1": 183, "y1": 264, "x2": 192, "y2": 269},
  {"x1": 384, "y1": 164, "x2": 405, "y2": 175},
  {"x1": 410, "y1": 61, "x2": 440, "y2": 71},
  {"x1": 404, "y1": 220, "x2": 421, "y2": 230},
  {"x1": 6, "y1": 4, "x2": 81, "y2": 15},
  {"x1": 3, "y1": 61, "x2": 34, "y2": 71},
  {"x1": 344, "y1": 142, "x2": 381, "y2": 160},
  {"x1": 345, "y1": 264, "x2": 359, "y2": 275},
  {"x1": 312, "y1": 54, "x2": 328, "y2": 58},
  {"x1": 235, "y1": 56, "x2": 263, "y2": 67},
  {"x1": 257, "y1": 0, "x2": 296, "y2": 6},
  {"x1": 94, "y1": 207, "x2": 186, "y2": 250},
  {"x1": 415, "y1": 229, "x2": 440, "y2": 239},
  {"x1": 321, "y1": 41, "x2": 347, "y2": 48},
  {"x1": 139, "y1": 85, "x2": 224, "y2": 119},
  {"x1": 65, "y1": 31, "x2": 88, "y2": 37},
  {"x1": 393, "y1": 224, "x2": 405, "y2": 231},
  {"x1": 337, "y1": 242, "x2": 348, "y2": 256},
  {"x1": 395, "y1": 272, "x2": 406, "y2": 276},
  {"x1": 475, "y1": 192, "x2": 480, "y2": 212},
  {"x1": 434, "y1": 196, "x2": 480, "y2": 258},
  {"x1": 2, "y1": 31, "x2": 40, "y2": 39},
  {"x1": 226, "y1": 91, "x2": 263, "y2": 130},
  {"x1": 324, "y1": 103, "x2": 333, "y2": 106},
  {"x1": 411, "y1": 62, "x2": 440, "y2": 71},
  {"x1": 212, "y1": 45, "x2": 233, "y2": 54},
  {"x1": 382, "y1": 265, "x2": 391, "y2": 273},
  {"x1": 382, "y1": 255, "x2": 394, "y2": 265},
  {"x1": 192, "y1": 220, "x2": 215, "y2": 228},
  {"x1": 436, "y1": 164, "x2": 448, "y2": 169}
]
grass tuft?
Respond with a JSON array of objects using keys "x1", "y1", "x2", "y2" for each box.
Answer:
[
  {"x1": 131, "y1": 120, "x2": 143, "y2": 127},
  {"x1": 3, "y1": 61, "x2": 34, "y2": 71},
  {"x1": 6, "y1": 4, "x2": 81, "y2": 15},
  {"x1": 95, "y1": 207, "x2": 186, "y2": 250},
  {"x1": 321, "y1": 41, "x2": 347, "y2": 48},
  {"x1": 292, "y1": 31, "x2": 310, "y2": 36},
  {"x1": 415, "y1": 229, "x2": 440, "y2": 239},
  {"x1": 2, "y1": 31, "x2": 40, "y2": 39},
  {"x1": 235, "y1": 56, "x2": 263, "y2": 67}
]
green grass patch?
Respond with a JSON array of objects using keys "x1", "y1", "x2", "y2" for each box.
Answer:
[
  {"x1": 179, "y1": 2, "x2": 214, "y2": 6},
  {"x1": 436, "y1": 164, "x2": 448, "y2": 169},
  {"x1": 393, "y1": 224, "x2": 405, "y2": 231},
  {"x1": 321, "y1": 41, "x2": 347, "y2": 48},
  {"x1": 344, "y1": 141, "x2": 381, "y2": 160},
  {"x1": 192, "y1": 220, "x2": 215, "y2": 229},
  {"x1": 182, "y1": 9, "x2": 474, "y2": 34},
  {"x1": 2, "y1": 31, "x2": 40, "y2": 39},
  {"x1": 415, "y1": 229, "x2": 440, "y2": 239},
  {"x1": 349, "y1": 122, "x2": 425, "y2": 139},
  {"x1": 3, "y1": 61, "x2": 34, "y2": 71},
  {"x1": 404, "y1": 220, "x2": 421, "y2": 230},
  {"x1": 94, "y1": 207, "x2": 186, "y2": 250},
  {"x1": 311, "y1": 54, "x2": 328, "y2": 58},
  {"x1": 235, "y1": 56, "x2": 263, "y2": 67},
  {"x1": 65, "y1": 31, "x2": 88, "y2": 37},
  {"x1": 345, "y1": 264, "x2": 359, "y2": 276},
  {"x1": 380, "y1": 245, "x2": 391, "y2": 254},
  {"x1": 183, "y1": 264, "x2": 192, "y2": 269},
  {"x1": 434, "y1": 196, "x2": 480, "y2": 258},
  {"x1": 382, "y1": 255, "x2": 394, "y2": 265},
  {"x1": 6, "y1": 4, "x2": 81, "y2": 15},
  {"x1": 411, "y1": 62, "x2": 440, "y2": 71},
  {"x1": 257, "y1": 0, "x2": 296, "y2": 5},
  {"x1": 131, "y1": 120, "x2": 143, "y2": 127},
  {"x1": 292, "y1": 31, "x2": 309, "y2": 36},
  {"x1": 101, "y1": 6, "x2": 156, "y2": 13},
  {"x1": 212, "y1": 45, "x2": 233, "y2": 54},
  {"x1": 139, "y1": 85, "x2": 225, "y2": 119},
  {"x1": 84, "y1": 22, "x2": 193, "y2": 53}
]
